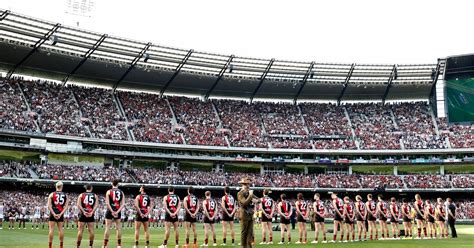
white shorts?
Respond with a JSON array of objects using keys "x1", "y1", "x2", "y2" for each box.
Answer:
[
  {"x1": 34, "y1": 214, "x2": 41, "y2": 219},
  {"x1": 0, "y1": 214, "x2": 4, "y2": 219}
]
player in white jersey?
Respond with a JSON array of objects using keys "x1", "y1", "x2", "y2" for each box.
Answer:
[
  {"x1": 64, "y1": 207, "x2": 71, "y2": 229},
  {"x1": 72, "y1": 205, "x2": 80, "y2": 229},
  {"x1": 19, "y1": 205, "x2": 27, "y2": 229},
  {"x1": 43, "y1": 206, "x2": 50, "y2": 229},
  {"x1": 121, "y1": 207, "x2": 127, "y2": 228},
  {"x1": 94, "y1": 206, "x2": 101, "y2": 229},
  {"x1": 178, "y1": 208, "x2": 185, "y2": 228},
  {"x1": 160, "y1": 207, "x2": 166, "y2": 228},
  {"x1": 32, "y1": 205, "x2": 42, "y2": 229},
  {"x1": 152, "y1": 207, "x2": 160, "y2": 228},
  {"x1": 0, "y1": 201, "x2": 4, "y2": 230},
  {"x1": 127, "y1": 208, "x2": 135, "y2": 228}
]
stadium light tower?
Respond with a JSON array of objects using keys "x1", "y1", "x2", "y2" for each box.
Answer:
[{"x1": 64, "y1": 0, "x2": 95, "y2": 27}]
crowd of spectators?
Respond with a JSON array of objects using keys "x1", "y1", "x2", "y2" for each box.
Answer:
[
  {"x1": 72, "y1": 85, "x2": 128, "y2": 140},
  {"x1": 255, "y1": 102, "x2": 307, "y2": 136},
  {"x1": 119, "y1": 91, "x2": 183, "y2": 144},
  {"x1": 0, "y1": 161, "x2": 32, "y2": 178},
  {"x1": 438, "y1": 117, "x2": 474, "y2": 148},
  {"x1": 451, "y1": 174, "x2": 474, "y2": 188},
  {"x1": 0, "y1": 78, "x2": 472, "y2": 149},
  {"x1": 404, "y1": 175, "x2": 452, "y2": 188},
  {"x1": 214, "y1": 100, "x2": 267, "y2": 148},
  {"x1": 31, "y1": 164, "x2": 134, "y2": 182},
  {"x1": 392, "y1": 102, "x2": 447, "y2": 149},
  {"x1": 0, "y1": 78, "x2": 37, "y2": 132},
  {"x1": 21, "y1": 80, "x2": 89, "y2": 137},
  {"x1": 170, "y1": 97, "x2": 227, "y2": 146},
  {"x1": 347, "y1": 103, "x2": 402, "y2": 149}
]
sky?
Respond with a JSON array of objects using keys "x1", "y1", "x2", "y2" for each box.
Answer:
[{"x1": 2, "y1": 0, "x2": 473, "y2": 64}]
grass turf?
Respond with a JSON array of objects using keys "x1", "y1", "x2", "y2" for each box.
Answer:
[{"x1": 0, "y1": 223, "x2": 472, "y2": 248}]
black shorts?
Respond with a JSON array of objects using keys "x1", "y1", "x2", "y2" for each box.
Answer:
[
  {"x1": 356, "y1": 216, "x2": 365, "y2": 222},
  {"x1": 49, "y1": 214, "x2": 64, "y2": 222},
  {"x1": 315, "y1": 216, "x2": 325, "y2": 223},
  {"x1": 344, "y1": 217, "x2": 353, "y2": 225},
  {"x1": 415, "y1": 213, "x2": 425, "y2": 220},
  {"x1": 427, "y1": 216, "x2": 435, "y2": 223},
  {"x1": 379, "y1": 216, "x2": 387, "y2": 222},
  {"x1": 280, "y1": 217, "x2": 290, "y2": 225},
  {"x1": 262, "y1": 214, "x2": 272, "y2": 223},
  {"x1": 105, "y1": 210, "x2": 122, "y2": 220},
  {"x1": 165, "y1": 214, "x2": 178, "y2": 223},
  {"x1": 367, "y1": 213, "x2": 377, "y2": 221},
  {"x1": 403, "y1": 216, "x2": 412, "y2": 222},
  {"x1": 334, "y1": 213, "x2": 343, "y2": 222},
  {"x1": 297, "y1": 215, "x2": 306, "y2": 223},
  {"x1": 390, "y1": 218, "x2": 399, "y2": 224},
  {"x1": 135, "y1": 215, "x2": 149, "y2": 223},
  {"x1": 222, "y1": 214, "x2": 234, "y2": 222},
  {"x1": 78, "y1": 214, "x2": 95, "y2": 223},
  {"x1": 185, "y1": 213, "x2": 197, "y2": 223},
  {"x1": 204, "y1": 217, "x2": 215, "y2": 224},
  {"x1": 437, "y1": 217, "x2": 445, "y2": 222}
]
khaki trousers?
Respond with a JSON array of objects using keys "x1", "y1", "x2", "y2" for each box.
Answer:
[{"x1": 240, "y1": 217, "x2": 254, "y2": 248}]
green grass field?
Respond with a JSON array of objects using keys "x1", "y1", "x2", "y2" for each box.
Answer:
[{"x1": 0, "y1": 223, "x2": 472, "y2": 248}]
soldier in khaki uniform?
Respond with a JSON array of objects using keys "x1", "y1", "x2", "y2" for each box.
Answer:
[{"x1": 237, "y1": 177, "x2": 255, "y2": 248}]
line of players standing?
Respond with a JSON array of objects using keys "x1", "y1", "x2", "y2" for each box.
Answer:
[
  {"x1": 267, "y1": 192, "x2": 457, "y2": 245},
  {"x1": 34, "y1": 179, "x2": 459, "y2": 248}
]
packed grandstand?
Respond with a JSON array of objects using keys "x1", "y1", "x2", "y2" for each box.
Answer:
[
  {"x1": 0, "y1": 77, "x2": 472, "y2": 150},
  {"x1": 0, "y1": 9, "x2": 473, "y2": 248}
]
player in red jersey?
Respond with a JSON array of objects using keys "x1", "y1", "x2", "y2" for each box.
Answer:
[
  {"x1": 76, "y1": 184, "x2": 98, "y2": 248},
  {"x1": 389, "y1": 197, "x2": 400, "y2": 239},
  {"x1": 202, "y1": 191, "x2": 217, "y2": 247},
  {"x1": 183, "y1": 187, "x2": 199, "y2": 248},
  {"x1": 260, "y1": 188, "x2": 274, "y2": 245},
  {"x1": 365, "y1": 194, "x2": 378, "y2": 240},
  {"x1": 134, "y1": 186, "x2": 152, "y2": 248},
  {"x1": 160, "y1": 186, "x2": 181, "y2": 248},
  {"x1": 376, "y1": 194, "x2": 390, "y2": 240},
  {"x1": 48, "y1": 181, "x2": 69, "y2": 248},
  {"x1": 330, "y1": 193, "x2": 344, "y2": 242},
  {"x1": 342, "y1": 196, "x2": 355, "y2": 242},
  {"x1": 425, "y1": 199, "x2": 437, "y2": 239},
  {"x1": 414, "y1": 194, "x2": 427, "y2": 239},
  {"x1": 295, "y1": 193, "x2": 309, "y2": 244},
  {"x1": 354, "y1": 195, "x2": 367, "y2": 241},
  {"x1": 311, "y1": 193, "x2": 327, "y2": 244},
  {"x1": 221, "y1": 186, "x2": 236, "y2": 246},
  {"x1": 435, "y1": 198, "x2": 447, "y2": 238},
  {"x1": 103, "y1": 179, "x2": 125, "y2": 248},
  {"x1": 401, "y1": 198, "x2": 413, "y2": 239},
  {"x1": 277, "y1": 194, "x2": 293, "y2": 244}
]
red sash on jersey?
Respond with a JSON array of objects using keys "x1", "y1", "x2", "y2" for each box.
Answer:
[
  {"x1": 281, "y1": 201, "x2": 290, "y2": 217},
  {"x1": 225, "y1": 195, "x2": 234, "y2": 212},
  {"x1": 187, "y1": 195, "x2": 197, "y2": 213},
  {"x1": 380, "y1": 201, "x2": 388, "y2": 214},
  {"x1": 391, "y1": 203, "x2": 399, "y2": 216},
  {"x1": 438, "y1": 204, "x2": 446, "y2": 217},
  {"x1": 139, "y1": 194, "x2": 149, "y2": 214},
  {"x1": 316, "y1": 201, "x2": 325, "y2": 215},
  {"x1": 335, "y1": 198, "x2": 344, "y2": 212},
  {"x1": 54, "y1": 192, "x2": 63, "y2": 212},
  {"x1": 416, "y1": 200, "x2": 424, "y2": 213},
  {"x1": 358, "y1": 202, "x2": 366, "y2": 216},
  {"x1": 368, "y1": 200, "x2": 377, "y2": 215},
  {"x1": 428, "y1": 204, "x2": 435, "y2": 215},
  {"x1": 346, "y1": 204, "x2": 354, "y2": 218},
  {"x1": 206, "y1": 199, "x2": 216, "y2": 218},
  {"x1": 298, "y1": 200, "x2": 307, "y2": 216},
  {"x1": 262, "y1": 197, "x2": 273, "y2": 215}
]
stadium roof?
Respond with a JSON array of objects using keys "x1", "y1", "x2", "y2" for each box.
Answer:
[{"x1": 0, "y1": 10, "x2": 445, "y2": 102}]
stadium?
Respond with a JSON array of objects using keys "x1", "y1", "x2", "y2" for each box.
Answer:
[{"x1": 0, "y1": 1, "x2": 473, "y2": 248}]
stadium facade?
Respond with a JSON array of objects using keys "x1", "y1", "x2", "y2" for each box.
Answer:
[{"x1": 0, "y1": 9, "x2": 472, "y2": 180}]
